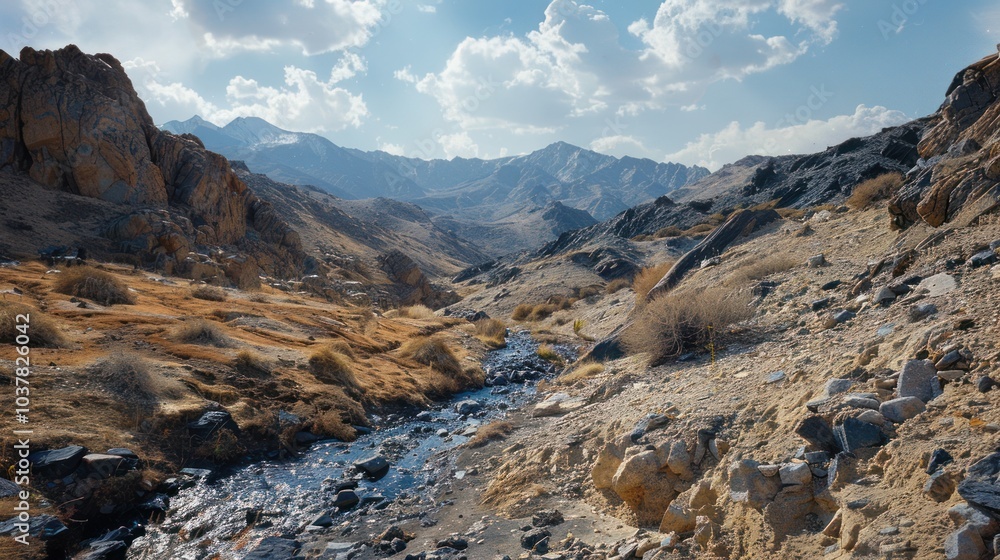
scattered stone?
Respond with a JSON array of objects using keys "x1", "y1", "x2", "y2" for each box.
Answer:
[
  {"x1": 958, "y1": 453, "x2": 1000, "y2": 514},
  {"x1": 975, "y1": 376, "x2": 994, "y2": 393},
  {"x1": 245, "y1": 537, "x2": 300, "y2": 560},
  {"x1": 728, "y1": 460, "x2": 781, "y2": 510},
  {"x1": 454, "y1": 400, "x2": 482, "y2": 415},
  {"x1": 333, "y1": 490, "x2": 360, "y2": 510},
  {"x1": 666, "y1": 440, "x2": 694, "y2": 480},
  {"x1": 823, "y1": 510, "x2": 843, "y2": 537},
  {"x1": 969, "y1": 250, "x2": 996, "y2": 268},
  {"x1": 766, "y1": 371, "x2": 786, "y2": 384},
  {"x1": 779, "y1": 463, "x2": 812, "y2": 486},
  {"x1": 823, "y1": 378, "x2": 853, "y2": 398},
  {"x1": 874, "y1": 286, "x2": 896, "y2": 305},
  {"x1": 0, "y1": 514, "x2": 67, "y2": 540},
  {"x1": 856, "y1": 410, "x2": 886, "y2": 426},
  {"x1": 897, "y1": 359, "x2": 940, "y2": 403},
  {"x1": 796, "y1": 416, "x2": 840, "y2": 453},
  {"x1": 909, "y1": 303, "x2": 938, "y2": 321},
  {"x1": 991, "y1": 265, "x2": 1000, "y2": 282},
  {"x1": 925, "y1": 470, "x2": 958, "y2": 502},
  {"x1": 948, "y1": 503, "x2": 998, "y2": 536},
  {"x1": 944, "y1": 524, "x2": 986, "y2": 560},
  {"x1": 938, "y1": 370, "x2": 965, "y2": 382},
  {"x1": 876, "y1": 323, "x2": 896, "y2": 337},
  {"x1": 833, "y1": 310, "x2": 855, "y2": 324},
  {"x1": 917, "y1": 273, "x2": 958, "y2": 297},
  {"x1": 927, "y1": 449, "x2": 954, "y2": 474},
  {"x1": 28, "y1": 445, "x2": 88, "y2": 479},
  {"x1": 833, "y1": 418, "x2": 885, "y2": 453},
  {"x1": 186, "y1": 411, "x2": 240, "y2": 444},
  {"x1": 821, "y1": 280, "x2": 842, "y2": 291},
  {"x1": 436, "y1": 537, "x2": 468, "y2": 550},
  {"x1": 307, "y1": 512, "x2": 334, "y2": 529},
  {"x1": 532, "y1": 510, "x2": 564, "y2": 527},
  {"x1": 629, "y1": 413, "x2": 670, "y2": 443},
  {"x1": 0, "y1": 479, "x2": 19, "y2": 499},
  {"x1": 844, "y1": 396, "x2": 880, "y2": 410},
  {"x1": 811, "y1": 298, "x2": 831, "y2": 311},
  {"x1": 355, "y1": 456, "x2": 390, "y2": 479},
  {"x1": 807, "y1": 254, "x2": 827, "y2": 268},
  {"x1": 805, "y1": 451, "x2": 829, "y2": 465},
  {"x1": 879, "y1": 397, "x2": 926, "y2": 423},
  {"x1": 521, "y1": 528, "x2": 551, "y2": 550}
]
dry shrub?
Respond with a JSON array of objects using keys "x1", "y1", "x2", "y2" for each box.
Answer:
[
  {"x1": 400, "y1": 336, "x2": 461, "y2": 376},
  {"x1": 93, "y1": 352, "x2": 179, "y2": 415},
  {"x1": 558, "y1": 361, "x2": 605, "y2": 385},
  {"x1": 248, "y1": 293, "x2": 270, "y2": 304},
  {"x1": 847, "y1": 173, "x2": 904, "y2": 210},
  {"x1": 633, "y1": 261, "x2": 676, "y2": 300},
  {"x1": 537, "y1": 344, "x2": 563, "y2": 364},
  {"x1": 308, "y1": 346, "x2": 359, "y2": 391},
  {"x1": 53, "y1": 266, "x2": 135, "y2": 305},
  {"x1": 309, "y1": 391, "x2": 369, "y2": 441},
  {"x1": 191, "y1": 285, "x2": 227, "y2": 302},
  {"x1": 777, "y1": 207, "x2": 807, "y2": 220},
  {"x1": 234, "y1": 350, "x2": 271, "y2": 376},
  {"x1": 467, "y1": 421, "x2": 514, "y2": 448},
  {"x1": 474, "y1": 318, "x2": 507, "y2": 348},
  {"x1": 0, "y1": 301, "x2": 66, "y2": 347},
  {"x1": 173, "y1": 319, "x2": 235, "y2": 347},
  {"x1": 327, "y1": 339, "x2": 356, "y2": 359},
  {"x1": 571, "y1": 285, "x2": 602, "y2": 300},
  {"x1": 728, "y1": 254, "x2": 798, "y2": 285},
  {"x1": 605, "y1": 277, "x2": 632, "y2": 294},
  {"x1": 511, "y1": 304, "x2": 532, "y2": 321},
  {"x1": 655, "y1": 225, "x2": 684, "y2": 238},
  {"x1": 624, "y1": 287, "x2": 753, "y2": 366},
  {"x1": 682, "y1": 223, "x2": 715, "y2": 237},
  {"x1": 528, "y1": 303, "x2": 557, "y2": 321},
  {"x1": 386, "y1": 305, "x2": 436, "y2": 321},
  {"x1": 194, "y1": 430, "x2": 246, "y2": 463},
  {"x1": 512, "y1": 303, "x2": 558, "y2": 322}
]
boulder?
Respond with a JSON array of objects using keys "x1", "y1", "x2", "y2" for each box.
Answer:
[
  {"x1": 728, "y1": 459, "x2": 781, "y2": 510},
  {"x1": 795, "y1": 416, "x2": 840, "y2": 453},
  {"x1": 896, "y1": 360, "x2": 940, "y2": 403},
  {"x1": 355, "y1": 456, "x2": 390, "y2": 479},
  {"x1": 454, "y1": 400, "x2": 482, "y2": 416},
  {"x1": 779, "y1": 463, "x2": 812, "y2": 486},
  {"x1": 879, "y1": 397, "x2": 926, "y2": 423},
  {"x1": 28, "y1": 445, "x2": 87, "y2": 479},
  {"x1": 611, "y1": 449, "x2": 680, "y2": 525},
  {"x1": 532, "y1": 510, "x2": 564, "y2": 527},
  {"x1": 958, "y1": 453, "x2": 1000, "y2": 514},
  {"x1": 245, "y1": 537, "x2": 300, "y2": 560},
  {"x1": 592, "y1": 442, "x2": 625, "y2": 490},
  {"x1": 833, "y1": 418, "x2": 886, "y2": 453},
  {"x1": 521, "y1": 528, "x2": 551, "y2": 550},
  {"x1": 944, "y1": 524, "x2": 986, "y2": 560},
  {"x1": 333, "y1": 490, "x2": 360, "y2": 510},
  {"x1": 186, "y1": 411, "x2": 240, "y2": 444}
]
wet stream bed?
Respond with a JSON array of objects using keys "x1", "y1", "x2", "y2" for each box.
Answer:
[{"x1": 127, "y1": 331, "x2": 570, "y2": 559}]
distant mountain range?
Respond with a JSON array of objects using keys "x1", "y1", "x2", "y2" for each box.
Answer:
[{"x1": 161, "y1": 116, "x2": 709, "y2": 254}]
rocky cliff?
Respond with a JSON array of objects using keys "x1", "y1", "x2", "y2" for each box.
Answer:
[
  {"x1": 0, "y1": 45, "x2": 304, "y2": 284},
  {"x1": 891, "y1": 52, "x2": 1000, "y2": 228}
]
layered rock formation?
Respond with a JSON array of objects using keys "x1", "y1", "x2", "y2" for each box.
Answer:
[
  {"x1": 891, "y1": 53, "x2": 1000, "y2": 228},
  {"x1": 0, "y1": 45, "x2": 304, "y2": 282}
]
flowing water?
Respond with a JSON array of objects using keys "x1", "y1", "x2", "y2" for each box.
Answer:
[{"x1": 127, "y1": 331, "x2": 564, "y2": 560}]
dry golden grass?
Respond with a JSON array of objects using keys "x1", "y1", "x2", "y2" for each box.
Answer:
[
  {"x1": 467, "y1": 420, "x2": 514, "y2": 448},
  {"x1": 53, "y1": 265, "x2": 135, "y2": 305},
  {"x1": 623, "y1": 286, "x2": 753, "y2": 366},
  {"x1": 633, "y1": 260, "x2": 676, "y2": 300},
  {"x1": 194, "y1": 430, "x2": 246, "y2": 463},
  {"x1": 308, "y1": 346, "x2": 359, "y2": 392},
  {"x1": 557, "y1": 361, "x2": 605, "y2": 385},
  {"x1": 92, "y1": 352, "x2": 183, "y2": 418},
  {"x1": 0, "y1": 301, "x2": 67, "y2": 347},
  {"x1": 399, "y1": 336, "x2": 462, "y2": 376},
  {"x1": 605, "y1": 277, "x2": 632, "y2": 294},
  {"x1": 537, "y1": 343, "x2": 564, "y2": 364},
  {"x1": 172, "y1": 319, "x2": 235, "y2": 347},
  {"x1": 388, "y1": 304, "x2": 436, "y2": 320},
  {"x1": 234, "y1": 350, "x2": 272, "y2": 376},
  {"x1": 654, "y1": 225, "x2": 685, "y2": 238},
  {"x1": 777, "y1": 207, "x2": 807, "y2": 220},
  {"x1": 847, "y1": 172, "x2": 904, "y2": 210},
  {"x1": 327, "y1": 339, "x2": 356, "y2": 359},
  {"x1": 474, "y1": 318, "x2": 507, "y2": 348},
  {"x1": 191, "y1": 285, "x2": 227, "y2": 302},
  {"x1": 726, "y1": 254, "x2": 798, "y2": 285}
]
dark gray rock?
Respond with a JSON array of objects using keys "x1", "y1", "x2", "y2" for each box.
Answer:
[
  {"x1": 958, "y1": 453, "x2": 1000, "y2": 514},
  {"x1": 804, "y1": 451, "x2": 829, "y2": 465},
  {"x1": 909, "y1": 303, "x2": 937, "y2": 321},
  {"x1": 897, "y1": 359, "x2": 940, "y2": 403},
  {"x1": 74, "y1": 540, "x2": 127, "y2": 560},
  {"x1": 944, "y1": 524, "x2": 986, "y2": 560},
  {"x1": 244, "y1": 536, "x2": 300, "y2": 560},
  {"x1": 105, "y1": 448, "x2": 138, "y2": 460},
  {"x1": 0, "y1": 514, "x2": 67, "y2": 540},
  {"x1": 976, "y1": 376, "x2": 995, "y2": 393},
  {"x1": 333, "y1": 490, "x2": 360, "y2": 510},
  {"x1": 454, "y1": 400, "x2": 482, "y2": 415},
  {"x1": 436, "y1": 537, "x2": 468, "y2": 550},
  {"x1": 0, "y1": 478, "x2": 20, "y2": 498},
  {"x1": 879, "y1": 397, "x2": 926, "y2": 423},
  {"x1": 927, "y1": 449, "x2": 954, "y2": 474},
  {"x1": 521, "y1": 527, "x2": 551, "y2": 550},
  {"x1": 811, "y1": 298, "x2": 831, "y2": 311},
  {"x1": 969, "y1": 250, "x2": 996, "y2": 268},
  {"x1": 833, "y1": 418, "x2": 886, "y2": 453},
  {"x1": 821, "y1": 280, "x2": 842, "y2": 291},
  {"x1": 28, "y1": 445, "x2": 87, "y2": 479},
  {"x1": 355, "y1": 456, "x2": 390, "y2": 479},
  {"x1": 796, "y1": 416, "x2": 841, "y2": 453},
  {"x1": 833, "y1": 310, "x2": 855, "y2": 324},
  {"x1": 532, "y1": 510, "x2": 564, "y2": 527},
  {"x1": 186, "y1": 410, "x2": 239, "y2": 444}
]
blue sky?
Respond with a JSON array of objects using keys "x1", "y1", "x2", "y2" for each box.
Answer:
[{"x1": 1, "y1": 0, "x2": 997, "y2": 169}]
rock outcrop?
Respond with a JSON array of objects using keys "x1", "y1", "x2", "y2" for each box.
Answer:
[
  {"x1": 0, "y1": 45, "x2": 304, "y2": 280},
  {"x1": 891, "y1": 53, "x2": 1000, "y2": 228},
  {"x1": 379, "y1": 250, "x2": 460, "y2": 309}
]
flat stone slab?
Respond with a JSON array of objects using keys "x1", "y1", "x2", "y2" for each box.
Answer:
[{"x1": 917, "y1": 273, "x2": 958, "y2": 297}]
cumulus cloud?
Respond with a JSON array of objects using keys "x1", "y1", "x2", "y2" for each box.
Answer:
[
  {"x1": 170, "y1": 0, "x2": 386, "y2": 56},
  {"x1": 136, "y1": 57, "x2": 369, "y2": 133},
  {"x1": 438, "y1": 131, "x2": 479, "y2": 159},
  {"x1": 589, "y1": 135, "x2": 654, "y2": 159},
  {"x1": 409, "y1": 0, "x2": 845, "y2": 138},
  {"x1": 664, "y1": 104, "x2": 910, "y2": 170}
]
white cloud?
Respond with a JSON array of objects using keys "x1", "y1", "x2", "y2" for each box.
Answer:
[
  {"x1": 417, "y1": 4, "x2": 436, "y2": 13},
  {"x1": 664, "y1": 104, "x2": 910, "y2": 170},
  {"x1": 171, "y1": 0, "x2": 385, "y2": 56},
  {"x1": 394, "y1": 65, "x2": 418, "y2": 84},
  {"x1": 589, "y1": 135, "x2": 654, "y2": 159},
  {"x1": 438, "y1": 131, "x2": 479, "y2": 159},
  {"x1": 139, "y1": 64, "x2": 369, "y2": 133},
  {"x1": 379, "y1": 142, "x2": 405, "y2": 155},
  {"x1": 680, "y1": 103, "x2": 705, "y2": 112},
  {"x1": 410, "y1": 0, "x2": 844, "y2": 136}
]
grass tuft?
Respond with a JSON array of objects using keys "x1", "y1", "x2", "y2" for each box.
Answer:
[
  {"x1": 0, "y1": 302, "x2": 67, "y2": 347},
  {"x1": 467, "y1": 421, "x2": 514, "y2": 448},
  {"x1": 537, "y1": 343, "x2": 564, "y2": 364},
  {"x1": 623, "y1": 286, "x2": 753, "y2": 366},
  {"x1": 474, "y1": 318, "x2": 507, "y2": 348},
  {"x1": 308, "y1": 346, "x2": 359, "y2": 392},
  {"x1": 633, "y1": 261, "x2": 676, "y2": 300},
  {"x1": 173, "y1": 319, "x2": 235, "y2": 347},
  {"x1": 847, "y1": 172, "x2": 904, "y2": 210},
  {"x1": 191, "y1": 285, "x2": 227, "y2": 302},
  {"x1": 53, "y1": 266, "x2": 135, "y2": 305}
]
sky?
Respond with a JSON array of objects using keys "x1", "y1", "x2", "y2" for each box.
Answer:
[{"x1": 1, "y1": 0, "x2": 997, "y2": 170}]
